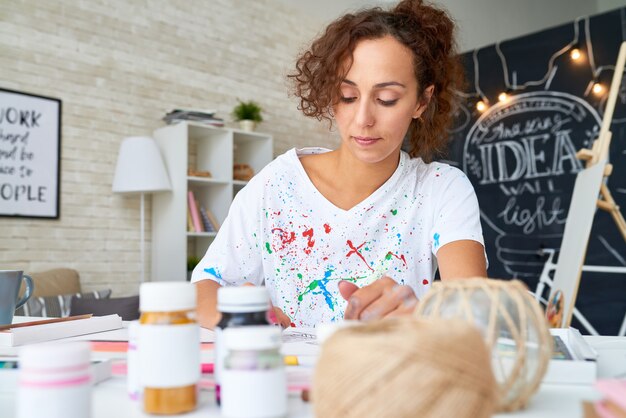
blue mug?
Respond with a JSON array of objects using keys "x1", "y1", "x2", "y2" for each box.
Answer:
[{"x1": 0, "y1": 270, "x2": 34, "y2": 325}]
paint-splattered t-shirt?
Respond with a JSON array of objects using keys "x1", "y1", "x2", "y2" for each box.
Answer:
[{"x1": 192, "y1": 148, "x2": 484, "y2": 327}]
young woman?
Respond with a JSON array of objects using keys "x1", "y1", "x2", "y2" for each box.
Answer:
[{"x1": 192, "y1": 0, "x2": 487, "y2": 329}]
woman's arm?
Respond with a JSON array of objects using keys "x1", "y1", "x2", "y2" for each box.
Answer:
[
  {"x1": 195, "y1": 280, "x2": 222, "y2": 329},
  {"x1": 436, "y1": 239, "x2": 487, "y2": 279}
]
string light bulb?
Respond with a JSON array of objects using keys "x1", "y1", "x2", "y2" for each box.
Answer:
[
  {"x1": 476, "y1": 100, "x2": 488, "y2": 112},
  {"x1": 570, "y1": 48, "x2": 581, "y2": 61},
  {"x1": 498, "y1": 91, "x2": 509, "y2": 103},
  {"x1": 592, "y1": 81, "x2": 604, "y2": 95}
]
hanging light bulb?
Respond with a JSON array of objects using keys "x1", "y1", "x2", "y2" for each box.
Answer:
[
  {"x1": 570, "y1": 48, "x2": 581, "y2": 61},
  {"x1": 498, "y1": 91, "x2": 509, "y2": 103},
  {"x1": 476, "y1": 100, "x2": 488, "y2": 112},
  {"x1": 592, "y1": 81, "x2": 604, "y2": 95}
]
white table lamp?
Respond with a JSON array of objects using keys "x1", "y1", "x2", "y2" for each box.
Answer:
[{"x1": 112, "y1": 136, "x2": 171, "y2": 282}]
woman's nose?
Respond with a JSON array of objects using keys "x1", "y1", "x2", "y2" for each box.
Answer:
[{"x1": 355, "y1": 99, "x2": 375, "y2": 128}]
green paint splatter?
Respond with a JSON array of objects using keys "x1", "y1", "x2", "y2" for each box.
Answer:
[
  {"x1": 385, "y1": 253, "x2": 392, "y2": 260},
  {"x1": 297, "y1": 273, "x2": 303, "y2": 279},
  {"x1": 391, "y1": 209, "x2": 398, "y2": 215},
  {"x1": 265, "y1": 242, "x2": 272, "y2": 254}
]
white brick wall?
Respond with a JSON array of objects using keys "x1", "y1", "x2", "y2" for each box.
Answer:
[{"x1": 0, "y1": 0, "x2": 336, "y2": 295}]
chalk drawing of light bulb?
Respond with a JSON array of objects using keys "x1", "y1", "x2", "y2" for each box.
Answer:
[{"x1": 463, "y1": 91, "x2": 602, "y2": 279}]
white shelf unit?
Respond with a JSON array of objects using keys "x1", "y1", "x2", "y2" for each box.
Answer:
[{"x1": 151, "y1": 122, "x2": 273, "y2": 282}]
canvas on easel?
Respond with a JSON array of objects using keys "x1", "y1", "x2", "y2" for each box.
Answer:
[{"x1": 548, "y1": 41, "x2": 626, "y2": 330}]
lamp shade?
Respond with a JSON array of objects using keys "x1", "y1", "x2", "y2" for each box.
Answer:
[{"x1": 112, "y1": 136, "x2": 171, "y2": 194}]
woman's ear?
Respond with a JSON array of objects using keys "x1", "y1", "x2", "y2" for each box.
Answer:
[{"x1": 413, "y1": 85, "x2": 435, "y2": 119}]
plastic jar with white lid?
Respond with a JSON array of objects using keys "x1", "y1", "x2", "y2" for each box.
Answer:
[
  {"x1": 139, "y1": 281, "x2": 200, "y2": 415},
  {"x1": 17, "y1": 341, "x2": 92, "y2": 418},
  {"x1": 221, "y1": 326, "x2": 287, "y2": 418}
]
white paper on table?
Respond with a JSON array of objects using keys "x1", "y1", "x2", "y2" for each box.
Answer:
[
  {"x1": 281, "y1": 327, "x2": 319, "y2": 357},
  {"x1": 66, "y1": 321, "x2": 215, "y2": 343}
]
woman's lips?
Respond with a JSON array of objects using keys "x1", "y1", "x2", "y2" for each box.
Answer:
[{"x1": 353, "y1": 136, "x2": 381, "y2": 146}]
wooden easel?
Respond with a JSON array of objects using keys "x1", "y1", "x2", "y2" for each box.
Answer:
[{"x1": 547, "y1": 41, "x2": 626, "y2": 331}]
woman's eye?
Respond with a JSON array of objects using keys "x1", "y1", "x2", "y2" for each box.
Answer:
[
  {"x1": 340, "y1": 96, "x2": 357, "y2": 103},
  {"x1": 378, "y1": 99, "x2": 398, "y2": 107}
]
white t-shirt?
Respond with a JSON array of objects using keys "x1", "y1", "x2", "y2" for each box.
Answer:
[{"x1": 192, "y1": 147, "x2": 484, "y2": 327}]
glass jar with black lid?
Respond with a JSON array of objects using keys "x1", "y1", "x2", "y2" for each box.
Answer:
[{"x1": 214, "y1": 286, "x2": 271, "y2": 405}]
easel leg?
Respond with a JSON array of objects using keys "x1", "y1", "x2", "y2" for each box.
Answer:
[{"x1": 598, "y1": 183, "x2": 626, "y2": 243}]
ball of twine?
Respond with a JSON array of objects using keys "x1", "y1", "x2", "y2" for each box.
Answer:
[
  {"x1": 414, "y1": 278, "x2": 552, "y2": 412},
  {"x1": 312, "y1": 317, "x2": 498, "y2": 418}
]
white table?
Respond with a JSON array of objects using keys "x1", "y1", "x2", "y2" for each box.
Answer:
[{"x1": 1, "y1": 335, "x2": 625, "y2": 417}]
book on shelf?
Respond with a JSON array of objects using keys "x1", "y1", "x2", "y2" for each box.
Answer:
[
  {"x1": 0, "y1": 314, "x2": 123, "y2": 347},
  {"x1": 187, "y1": 205, "x2": 194, "y2": 232},
  {"x1": 187, "y1": 191, "x2": 203, "y2": 233},
  {"x1": 205, "y1": 208, "x2": 221, "y2": 231},
  {"x1": 194, "y1": 197, "x2": 206, "y2": 233},
  {"x1": 163, "y1": 108, "x2": 224, "y2": 127},
  {"x1": 200, "y1": 205, "x2": 216, "y2": 233}
]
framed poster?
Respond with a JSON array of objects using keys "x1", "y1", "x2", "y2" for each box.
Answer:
[{"x1": 0, "y1": 88, "x2": 61, "y2": 219}]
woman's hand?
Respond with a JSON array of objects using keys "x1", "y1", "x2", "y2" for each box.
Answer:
[
  {"x1": 269, "y1": 306, "x2": 293, "y2": 328},
  {"x1": 338, "y1": 277, "x2": 418, "y2": 321},
  {"x1": 241, "y1": 282, "x2": 292, "y2": 328}
]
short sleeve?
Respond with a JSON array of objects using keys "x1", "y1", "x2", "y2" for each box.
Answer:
[
  {"x1": 430, "y1": 168, "x2": 484, "y2": 255},
  {"x1": 190, "y1": 179, "x2": 264, "y2": 287}
]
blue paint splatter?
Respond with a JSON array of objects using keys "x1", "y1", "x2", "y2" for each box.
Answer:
[
  {"x1": 204, "y1": 267, "x2": 224, "y2": 281},
  {"x1": 297, "y1": 269, "x2": 336, "y2": 310},
  {"x1": 433, "y1": 233, "x2": 440, "y2": 249},
  {"x1": 316, "y1": 270, "x2": 335, "y2": 311}
]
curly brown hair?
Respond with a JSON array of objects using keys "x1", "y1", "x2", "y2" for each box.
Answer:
[{"x1": 288, "y1": 0, "x2": 464, "y2": 162}]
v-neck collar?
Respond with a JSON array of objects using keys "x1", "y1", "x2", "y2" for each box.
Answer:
[{"x1": 290, "y1": 147, "x2": 409, "y2": 215}]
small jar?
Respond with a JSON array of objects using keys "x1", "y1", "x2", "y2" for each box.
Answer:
[
  {"x1": 221, "y1": 326, "x2": 287, "y2": 418},
  {"x1": 17, "y1": 341, "x2": 92, "y2": 418},
  {"x1": 139, "y1": 282, "x2": 200, "y2": 415},
  {"x1": 215, "y1": 286, "x2": 271, "y2": 405}
]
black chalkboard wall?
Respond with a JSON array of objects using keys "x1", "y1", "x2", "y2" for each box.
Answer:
[{"x1": 446, "y1": 7, "x2": 626, "y2": 335}]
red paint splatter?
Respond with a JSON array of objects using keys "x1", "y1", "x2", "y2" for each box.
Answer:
[
  {"x1": 387, "y1": 252, "x2": 408, "y2": 267},
  {"x1": 346, "y1": 240, "x2": 374, "y2": 271},
  {"x1": 290, "y1": 322, "x2": 296, "y2": 327},
  {"x1": 324, "y1": 223, "x2": 332, "y2": 233},
  {"x1": 323, "y1": 257, "x2": 328, "y2": 261},
  {"x1": 271, "y1": 228, "x2": 296, "y2": 246},
  {"x1": 303, "y1": 228, "x2": 315, "y2": 254},
  {"x1": 273, "y1": 211, "x2": 281, "y2": 215},
  {"x1": 422, "y1": 279, "x2": 429, "y2": 285}
]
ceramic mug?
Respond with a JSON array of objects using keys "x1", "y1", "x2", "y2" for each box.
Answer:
[{"x1": 0, "y1": 270, "x2": 34, "y2": 325}]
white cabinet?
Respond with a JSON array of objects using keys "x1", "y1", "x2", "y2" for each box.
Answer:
[{"x1": 151, "y1": 122, "x2": 273, "y2": 282}]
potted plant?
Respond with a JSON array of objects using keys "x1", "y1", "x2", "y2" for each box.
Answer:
[
  {"x1": 187, "y1": 255, "x2": 201, "y2": 281},
  {"x1": 232, "y1": 100, "x2": 263, "y2": 131}
]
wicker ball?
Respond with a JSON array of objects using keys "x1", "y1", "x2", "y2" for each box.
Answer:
[
  {"x1": 414, "y1": 278, "x2": 552, "y2": 412},
  {"x1": 312, "y1": 317, "x2": 498, "y2": 418}
]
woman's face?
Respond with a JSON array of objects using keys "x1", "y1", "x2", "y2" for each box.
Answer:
[{"x1": 333, "y1": 35, "x2": 430, "y2": 165}]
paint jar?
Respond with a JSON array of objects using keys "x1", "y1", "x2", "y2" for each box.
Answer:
[
  {"x1": 215, "y1": 286, "x2": 272, "y2": 405},
  {"x1": 126, "y1": 320, "x2": 140, "y2": 401},
  {"x1": 17, "y1": 341, "x2": 92, "y2": 418},
  {"x1": 139, "y1": 282, "x2": 200, "y2": 415},
  {"x1": 221, "y1": 326, "x2": 287, "y2": 418}
]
